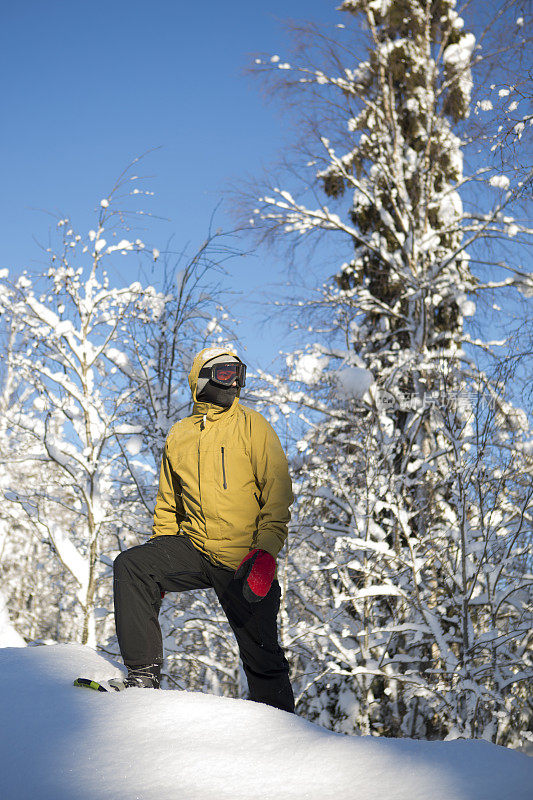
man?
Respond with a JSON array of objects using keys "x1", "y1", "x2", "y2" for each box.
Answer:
[{"x1": 113, "y1": 347, "x2": 295, "y2": 713}]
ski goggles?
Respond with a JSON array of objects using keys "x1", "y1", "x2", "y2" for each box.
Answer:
[{"x1": 198, "y1": 361, "x2": 247, "y2": 388}]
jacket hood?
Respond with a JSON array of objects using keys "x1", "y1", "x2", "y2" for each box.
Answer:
[{"x1": 188, "y1": 347, "x2": 242, "y2": 404}]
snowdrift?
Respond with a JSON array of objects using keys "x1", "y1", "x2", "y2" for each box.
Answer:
[{"x1": 0, "y1": 644, "x2": 531, "y2": 800}]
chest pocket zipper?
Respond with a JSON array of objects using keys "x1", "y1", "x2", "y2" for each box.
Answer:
[{"x1": 221, "y1": 447, "x2": 227, "y2": 489}]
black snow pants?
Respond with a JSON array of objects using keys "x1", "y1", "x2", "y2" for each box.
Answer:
[{"x1": 113, "y1": 534, "x2": 295, "y2": 713}]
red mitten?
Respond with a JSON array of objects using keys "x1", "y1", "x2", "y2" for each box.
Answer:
[{"x1": 234, "y1": 549, "x2": 276, "y2": 602}]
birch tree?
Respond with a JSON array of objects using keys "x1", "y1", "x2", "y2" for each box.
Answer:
[
  {"x1": 0, "y1": 311, "x2": 60, "y2": 644},
  {"x1": 0, "y1": 174, "x2": 168, "y2": 646}
]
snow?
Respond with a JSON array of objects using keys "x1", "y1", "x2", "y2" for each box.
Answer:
[
  {"x1": 438, "y1": 191, "x2": 463, "y2": 225},
  {"x1": 518, "y1": 440, "x2": 533, "y2": 456},
  {"x1": 368, "y1": 0, "x2": 391, "y2": 14},
  {"x1": 125, "y1": 435, "x2": 143, "y2": 456},
  {"x1": 336, "y1": 366, "x2": 374, "y2": 398},
  {"x1": 105, "y1": 347, "x2": 131, "y2": 369},
  {"x1": 289, "y1": 352, "x2": 329, "y2": 384},
  {"x1": 105, "y1": 239, "x2": 134, "y2": 254},
  {"x1": 442, "y1": 33, "x2": 476, "y2": 70},
  {"x1": 33, "y1": 395, "x2": 47, "y2": 411},
  {"x1": 457, "y1": 293, "x2": 476, "y2": 317},
  {"x1": 1, "y1": 644, "x2": 531, "y2": 800},
  {"x1": 489, "y1": 175, "x2": 510, "y2": 190},
  {"x1": 26, "y1": 294, "x2": 60, "y2": 330},
  {"x1": 460, "y1": 300, "x2": 476, "y2": 317},
  {"x1": 512, "y1": 271, "x2": 533, "y2": 297},
  {"x1": 0, "y1": 593, "x2": 25, "y2": 647},
  {"x1": 32, "y1": 522, "x2": 90, "y2": 602}
]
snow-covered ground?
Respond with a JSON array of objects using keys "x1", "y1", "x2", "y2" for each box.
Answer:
[{"x1": 0, "y1": 644, "x2": 531, "y2": 800}]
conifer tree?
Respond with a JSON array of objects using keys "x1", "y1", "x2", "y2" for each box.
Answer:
[{"x1": 250, "y1": 0, "x2": 532, "y2": 744}]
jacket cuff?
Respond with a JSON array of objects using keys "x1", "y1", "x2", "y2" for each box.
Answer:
[{"x1": 255, "y1": 530, "x2": 284, "y2": 560}]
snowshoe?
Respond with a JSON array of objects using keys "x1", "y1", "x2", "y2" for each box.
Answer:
[
  {"x1": 73, "y1": 677, "x2": 120, "y2": 692},
  {"x1": 74, "y1": 663, "x2": 161, "y2": 692}
]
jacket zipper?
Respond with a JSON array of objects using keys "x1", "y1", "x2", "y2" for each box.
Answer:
[
  {"x1": 198, "y1": 415, "x2": 207, "y2": 530},
  {"x1": 221, "y1": 446, "x2": 227, "y2": 489}
]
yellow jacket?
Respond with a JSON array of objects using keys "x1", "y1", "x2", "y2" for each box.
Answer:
[{"x1": 151, "y1": 348, "x2": 293, "y2": 570}]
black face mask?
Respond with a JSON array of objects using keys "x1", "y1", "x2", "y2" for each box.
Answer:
[{"x1": 196, "y1": 381, "x2": 238, "y2": 408}]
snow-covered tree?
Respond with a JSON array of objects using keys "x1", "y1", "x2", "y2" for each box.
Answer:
[
  {"x1": 248, "y1": 0, "x2": 532, "y2": 745},
  {"x1": 0, "y1": 174, "x2": 170, "y2": 646},
  {"x1": 0, "y1": 303, "x2": 70, "y2": 644}
]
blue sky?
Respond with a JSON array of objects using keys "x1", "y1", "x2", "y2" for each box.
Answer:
[
  {"x1": 1, "y1": 0, "x2": 342, "y2": 371},
  {"x1": 1, "y1": 1, "x2": 529, "y2": 377}
]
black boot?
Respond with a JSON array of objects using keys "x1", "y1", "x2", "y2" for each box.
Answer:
[{"x1": 109, "y1": 663, "x2": 162, "y2": 690}]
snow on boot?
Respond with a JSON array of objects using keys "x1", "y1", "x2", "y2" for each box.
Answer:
[{"x1": 108, "y1": 663, "x2": 162, "y2": 691}]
